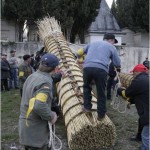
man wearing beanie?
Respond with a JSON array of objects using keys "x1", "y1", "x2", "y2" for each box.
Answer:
[
  {"x1": 117, "y1": 64, "x2": 149, "y2": 150},
  {"x1": 18, "y1": 54, "x2": 33, "y2": 96},
  {"x1": 19, "y1": 53, "x2": 59, "y2": 150}
]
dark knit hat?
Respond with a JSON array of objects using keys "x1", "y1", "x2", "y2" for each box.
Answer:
[{"x1": 23, "y1": 54, "x2": 31, "y2": 61}]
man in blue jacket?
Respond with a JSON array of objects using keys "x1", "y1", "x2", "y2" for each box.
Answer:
[{"x1": 78, "y1": 33, "x2": 121, "y2": 120}]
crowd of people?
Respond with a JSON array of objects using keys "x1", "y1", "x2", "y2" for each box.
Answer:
[
  {"x1": 1, "y1": 47, "x2": 47, "y2": 93},
  {"x1": 1, "y1": 33, "x2": 149, "y2": 150}
]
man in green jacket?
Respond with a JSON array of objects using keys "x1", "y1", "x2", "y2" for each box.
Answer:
[
  {"x1": 19, "y1": 54, "x2": 32, "y2": 96},
  {"x1": 19, "y1": 53, "x2": 59, "y2": 150}
]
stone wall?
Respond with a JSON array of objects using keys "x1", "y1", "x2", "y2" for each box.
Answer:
[
  {"x1": 1, "y1": 42, "x2": 44, "y2": 64},
  {"x1": 118, "y1": 46, "x2": 149, "y2": 73},
  {"x1": 121, "y1": 28, "x2": 149, "y2": 48},
  {"x1": 1, "y1": 19, "x2": 18, "y2": 42},
  {"x1": 1, "y1": 42, "x2": 149, "y2": 73},
  {"x1": 69, "y1": 44, "x2": 149, "y2": 73}
]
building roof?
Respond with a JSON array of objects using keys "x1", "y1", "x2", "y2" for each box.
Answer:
[{"x1": 88, "y1": 0, "x2": 120, "y2": 33}]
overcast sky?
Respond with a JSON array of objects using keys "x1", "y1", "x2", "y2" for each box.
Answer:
[{"x1": 106, "y1": 0, "x2": 113, "y2": 8}]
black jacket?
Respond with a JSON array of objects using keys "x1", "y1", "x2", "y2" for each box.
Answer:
[
  {"x1": 108, "y1": 62, "x2": 116, "y2": 77},
  {"x1": 1, "y1": 59, "x2": 11, "y2": 79},
  {"x1": 51, "y1": 73, "x2": 62, "y2": 115},
  {"x1": 125, "y1": 73, "x2": 149, "y2": 126}
]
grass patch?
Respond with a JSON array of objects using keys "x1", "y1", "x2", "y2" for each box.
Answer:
[
  {"x1": 1, "y1": 90, "x2": 21, "y2": 142},
  {"x1": 1, "y1": 89, "x2": 68, "y2": 149},
  {"x1": 1, "y1": 134, "x2": 19, "y2": 142}
]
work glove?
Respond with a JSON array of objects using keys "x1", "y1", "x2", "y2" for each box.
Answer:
[{"x1": 117, "y1": 87, "x2": 126, "y2": 96}]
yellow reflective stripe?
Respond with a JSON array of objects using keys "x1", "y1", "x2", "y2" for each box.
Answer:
[
  {"x1": 26, "y1": 93, "x2": 48, "y2": 127},
  {"x1": 26, "y1": 97, "x2": 35, "y2": 127},
  {"x1": 36, "y1": 93, "x2": 48, "y2": 102},
  {"x1": 77, "y1": 48, "x2": 84, "y2": 56},
  {"x1": 121, "y1": 90, "x2": 128, "y2": 99},
  {"x1": 19, "y1": 71, "x2": 24, "y2": 77}
]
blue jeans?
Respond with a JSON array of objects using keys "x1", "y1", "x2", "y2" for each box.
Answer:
[
  {"x1": 9, "y1": 68, "x2": 18, "y2": 88},
  {"x1": 141, "y1": 125, "x2": 149, "y2": 150},
  {"x1": 83, "y1": 67, "x2": 107, "y2": 117}
]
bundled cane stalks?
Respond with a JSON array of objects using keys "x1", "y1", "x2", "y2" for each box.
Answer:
[
  {"x1": 119, "y1": 73, "x2": 133, "y2": 88},
  {"x1": 37, "y1": 16, "x2": 116, "y2": 150}
]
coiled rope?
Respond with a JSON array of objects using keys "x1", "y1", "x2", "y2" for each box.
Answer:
[
  {"x1": 48, "y1": 122, "x2": 62, "y2": 150},
  {"x1": 110, "y1": 69, "x2": 128, "y2": 113}
]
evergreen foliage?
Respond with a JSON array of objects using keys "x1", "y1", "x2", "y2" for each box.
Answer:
[
  {"x1": 111, "y1": 0, "x2": 149, "y2": 32},
  {"x1": 3, "y1": 0, "x2": 43, "y2": 41},
  {"x1": 3, "y1": 0, "x2": 100, "y2": 42}
]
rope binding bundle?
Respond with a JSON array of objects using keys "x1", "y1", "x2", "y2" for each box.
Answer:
[{"x1": 37, "y1": 16, "x2": 117, "y2": 150}]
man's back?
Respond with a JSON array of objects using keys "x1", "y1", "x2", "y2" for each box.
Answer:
[
  {"x1": 19, "y1": 62, "x2": 32, "y2": 90},
  {"x1": 83, "y1": 41, "x2": 120, "y2": 72}
]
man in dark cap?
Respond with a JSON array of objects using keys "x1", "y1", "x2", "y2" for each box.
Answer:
[
  {"x1": 103, "y1": 33, "x2": 118, "y2": 44},
  {"x1": 19, "y1": 53, "x2": 60, "y2": 150},
  {"x1": 18, "y1": 54, "x2": 33, "y2": 96},
  {"x1": 77, "y1": 33, "x2": 121, "y2": 121}
]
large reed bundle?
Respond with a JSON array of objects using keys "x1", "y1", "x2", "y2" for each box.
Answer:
[
  {"x1": 119, "y1": 73, "x2": 133, "y2": 88},
  {"x1": 37, "y1": 16, "x2": 116, "y2": 150}
]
